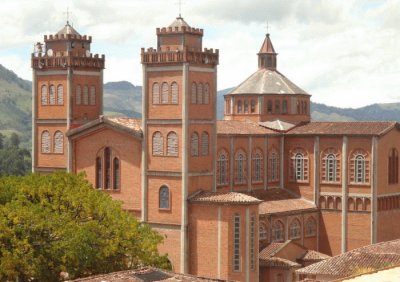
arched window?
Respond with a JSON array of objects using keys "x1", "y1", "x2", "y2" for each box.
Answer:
[
  {"x1": 161, "y1": 82, "x2": 169, "y2": 104},
  {"x1": 244, "y1": 100, "x2": 249, "y2": 113},
  {"x1": 350, "y1": 150, "x2": 369, "y2": 184},
  {"x1": 389, "y1": 148, "x2": 399, "y2": 184},
  {"x1": 152, "y1": 132, "x2": 164, "y2": 156},
  {"x1": 252, "y1": 149, "x2": 263, "y2": 183},
  {"x1": 237, "y1": 100, "x2": 242, "y2": 113},
  {"x1": 113, "y1": 158, "x2": 120, "y2": 190},
  {"x1": 233, "y1": 213, "x2": 241, "y2": 271},
  {"x1": 268, "y1": 149, "x2": 279, "y2": 182},
  {"x1": 53, "y1": 131, "x2": 63, "y2": 154},
  {"x1": 322, "y1": 149, "x2": 340, "y2": 183},
  {"x1": 191, "y1": 132, "x2": 199, "y2": 156},
  {"x1": 191, "y1": 82, "x2": 197, "y2": 104},
  {"x1": 217, "y1": 149, "x2": 229, "y2": 185},
  {"x1": 282, "y1": 100, "x2": 288, "y2": 114},
  {"x1": 76, "y1": 85, "x2": 82, "y2": 105},
  {"x1": 159, "y1": 186, "x2": 170, "y2": 209},
  {"x1": 275, "y1": 100, "x2": 280, "y2": 114},
  {"x1": 171, "y1": 82, "x2": 178, "y2": 104},
  {"x1": 272, "y1": 221, "x2": 284, "y2": 241},
  {"x1": 57, "y1": 84, "x2": 64, "y2": 105},
  {"x1": 259, "y1": 223, "x2": 267, "y2": 240},
  {"x1": 167, "y1": 131, "x2": 178, "y2": 156},
  {"x1": 90, "y1": 86, "x2": 96, "y2": 105},
  {"x1": 290, "y1": 148, "x2": 308, "y2": 182},
  {"x1": 305, "y1": 217, "x2": 317, "y2": 237},
  {"x1": 41, "y1": 130, "x2": 50, "y2": 153},
  {"x1": 41, "y1": 85, "x2": 48, "y2": 105},
  {"x1": 201, "y1": 132, "x2": 209, "y2": 156},
  {"x1": 152, "y1": 82, "x2": 160, "y2": 104},
  {"x1": 83, "y1": 85, "x2": 89, "y2": 105},
  {"x1": 267, "y1": 100, "x2": 273, "y2": 113},
  {"x1": 235, "y1": 150, "x2": 247, "y2": 184},
  {"x1": 197, "y1": 83, "x2": 203, "y2": 104},
  {"x1": 204, "y1": 83, "x2": 210, "y2": 104},
  {"x1": 289, "y1": 219, "x2": 301, "y2": 239},
  {"x1": 96, "y1": 157, "x2": 102, "y2": 189},
  {"x1": 250, "y1": 100, "x2": 256, "y2": 113},
  {"x1": 104, "y1": 147, "x2": 112, "y2": 189},
  {"x1": 49, "y1": 85, "x2": 56, "y2": 105}
]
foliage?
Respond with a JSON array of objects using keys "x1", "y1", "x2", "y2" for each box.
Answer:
[
  {"x1": 0, "y1": 172, "x2": 170, "y2": 281},
  {"x1": 0, "y1": 133, "x2": 31, "y2": 176}
]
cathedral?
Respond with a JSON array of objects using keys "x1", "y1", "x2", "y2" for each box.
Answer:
[{"x1": 31, "y1": 16, "x2": 400, "y2": 282}]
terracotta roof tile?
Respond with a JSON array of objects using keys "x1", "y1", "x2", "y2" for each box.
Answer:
[
  {"x1": 260, "y1": 257, "x2": 302, "y2": 269},
  {"x1": 259, "y1": 242, "x2": 287, "y2": 259},
  {"x1": 189, "y1": 190, "x2": 262, "y2": 205},
  {"x1": 298, "y1": 250, "x2": 331, "y2": 262},
  {"x1": 217, "y1": 120, "x2": 278, "y2": 135},
  {"x1": 106, "y1": 117, "x2": 142, "y2": 132},
  {"x1": 287, "y1": 122, "x2": 398, "y2": 136}
]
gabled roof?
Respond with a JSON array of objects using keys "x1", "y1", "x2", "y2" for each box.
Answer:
[
  {"x1": 188, "y1": 190, "x2": 262, "y2": 205},
  {"x1": 56, "y1": 22, "x2": 81, "y2": 36},
  {"x1": 287, "y1": 121, "x2": 399, "y2": 136},
  {"x1": 259, "y1": 119, "x2": 296, "y2": 132},
  {"x1": 298, "y1": 250, "x2": 331, "y2": 262},
  {"x1": 260, "y1": 257, "x2": 302, "y2": 269},
  {"x1": 227, "y1": 69, "x2": 309, "y2": 96},
  {"x1": 217, "y1": 120, "x2": 279, "y2": 135}
]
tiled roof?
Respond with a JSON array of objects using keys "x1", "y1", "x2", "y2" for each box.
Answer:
[
  {"x1": 259, "y1": 242, "x2": 288, "y2": 259},
  {"x1": 260, "y1": 257, "x2": 302, "y2": 269},
  {"x1": 297, "y1": 239, "x2": 400, "y2": 278},
  {"x1": 168, "y1": 17, "x2": 191, "y2": 28},
  {"x1": 259, "y1": 119, "x2": 296, "y2": 132},
  {"x1": 298, "y1": 250, "x2": 331, "y2": 262},
  {"x1": 227, "y1": 68, "x2": 309, "y2": 96},
  {"x1": 106, "y1": 117, "x2": 142, "y2": 132},
  {"x1": 217, "y1": 120, "x2": 278, "y2": 135},
  {"x1": 56, "y1": 22, "x2": 81, "y2": 36},
  {"x1": 340, "y1": 264, "x2": 400, "y2": 282},
  {"x1": 287, "y1": 121, "x2": 398, "y2": 136},
  {"x1": 189, "y1": 190, "x2": 262, "y2": 205}
]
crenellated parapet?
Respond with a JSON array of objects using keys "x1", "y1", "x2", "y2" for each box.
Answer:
[
  {"x1": 31, "y1": 52, "x2": 105, "y2": 70},
  {"x1": 156, "y1": 26, "x2": 203, "y2": 36},
  {"x1": 141, "y1": 47, "x2": 218, "y2": 66},
  {"x1": 44, "y1": 33, "x2": 92, "y2": 43}
]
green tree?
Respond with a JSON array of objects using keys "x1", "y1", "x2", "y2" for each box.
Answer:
[
  {"x1": 0, "y1": 134, "x2": 31, "y2": 176},
  {"x1": 8, "y1": 132, "x2": 20, "y2": 148},
  {"x1": 0, "y1": 173, "x2": 170, "y2": 281}
]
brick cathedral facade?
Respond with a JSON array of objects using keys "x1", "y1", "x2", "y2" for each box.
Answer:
[{"x1": 32, "y1": 18, "x2": 400, "y2": 282}]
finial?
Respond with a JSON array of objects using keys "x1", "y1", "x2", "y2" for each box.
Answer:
[
  {"x1": 64, "y1": 7, "x2": 71, "y2": 25},
  {"x1": 265, "y1": 20, "x2": 271, "y2": 36},
  {"x1": 175, "y1": 0, "x2": 184, "y2": 18}
]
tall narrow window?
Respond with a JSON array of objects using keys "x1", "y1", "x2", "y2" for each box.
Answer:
[
  {"x1": 250, "y1": 100, "x2": 256, "y2": 113},
  {"x1": 53, "y1": 131, "x2": 63, "y2": 154},
  {"x1": 275, "y1": 100, "x2": 280, "y2": 114},
  {"x1": 152, "y1": 82, "x2": 160, "y2": 104},
  {"x1": 289, "y1": 219, "x2": 301, "y2": 239},
  {"x1": 204, "y1": 83, "x2": 210, "y2": 104},
  {"x1": 49, "y1": 85, "x2": 56, "y2": 105},
  {"x1": 201, "y1": 132, "x2": 209, "y2": 156},
  {"x1": 191, "y1": 132, "x2": 199, "y2": 156},
  {"x1": 305, "y1": 217, "x2": 317, "y2": 237},
  {"x1": 105, "y1": 147, "x2": 112, "y2": 189},
  {"x1": 197, "y1": 83, "x2": 203, "y2": 104},
  {"x1": 76, "y1": 85, "x2": 82, "y2": 105},
  {"x1": 269, "y1": 150, "x2": 279, "y2": 182},
  {"x1": 191, "y1": 82, "x2": 197, "y2": 104},
  {"x1": 167, "y1": 131, "x2": 178, "y2": 156},
  {"x1": 282, "y1": 100, "x2": 288, "y2": 114},
  {"x1": 57, "y1": 84, "x2": 64, "y2": 105},
  {"x1": 171, "y1": 82, "x2": 178, "y2": 104},
  {"x1": 233, "y1": 214, "x2": 241, "y2": 271},
  {"x1": 237, "y1": 100, "x2": 242, "y2": 113},
  {"x1": 389, "y1": 148, "x2": 399, "y2": 184},
  {"x1": 41, "y1": 131, "x2": 50, "y2": 153},
  {"x1": 322, "y1": 149, "x2": 341, "y2": 183},
  {"x1": 290, "y1": 148, "x2": 308, "y2": 182},
  {"x1": 355, "y1": 155, "x2": 365, "y2": 183},
  {"x1": 235, "y1": 150, "x2": 247, "y2": 184},
  {"x1": 96, "y1": 157, "x2": 102, "y2": 189},
  {"x1": 267, "y1": 100, "x2": 273, "y2": 113},
  {"x1": 259, "y1": 224, "x2": 267, "y2": 240},
  {"x1": 217, "y1": 150, "x2": 229, "y2": 185},
  {"x1": 159, "y1": 186, "x2": 170, "y2": 209},
  {"x1": 90, "y1": 86, "x2": 96, "y2": 105},
  {"x1": 83, "y1": 85, "x2": 89, "y2": 105},
  {"x1": 113, "y1": 158, "x2": 120, "y2": 190},
  {"x1": 244, "y1": 100, "x2": 249, "y2": 113},
  {"x1": 152, "y1": 131, "x2": 164, "y2": 156},
  {"x1": 273, "y1": 221, "x2": 284, "y2": 241},
  {"x1": 252, "y1": 149, "x2": 263, "y2": 183},
  {"x1": 326, "y1": 154, "x2": 337, "y2": 182},
  {"x1": 250, "y1": 215, "x2": 255, "y2": 271},
  {"x1": 350, "y1": 150, "x2": 369, "y2": 184},
  {"x1": 161, "y1": 82, "x2": 169, "y2": 104},
  {"x1": 41, "y1": 85, "x2": 48, "y2": 105}
]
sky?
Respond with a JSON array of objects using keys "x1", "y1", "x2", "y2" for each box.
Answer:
[{"x1": 0, "y1": 0, "x2": 399, "y2": 108}]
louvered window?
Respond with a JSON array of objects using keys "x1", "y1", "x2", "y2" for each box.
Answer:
[
  {"x1": 57, "y1": 84, "x2": 63, "y2": 105},
  {"x1": 191, "y1": 132, "x2": 199, "y2": 156},
  {"x1": 152, "y1": 83, "x2": 160, "y2": 104},
  {"x1": 41, "y1": 131, "x2": 50, "y2": 153},
  {"x1": 41, "y1": 85, "x2": 48, "y2": 105},
  {"x1": 113, "y1": 158, "x2": 120, "y2": 190},
  {"x1": 152, "y1": 132, "x2": 164, "y2": 156},
  {"x1": 76, "y1": 85, "x2": 82, "y2": 105},
  {"x1": 53, "y1": 131, "x2": 63, "y2": 154},
  {"x1": 204, "y1": 83, "x2": 210, "y2": 104},
  {"x1": 90, "y1": 86, "x2": 96, "y2": 105},
  {"x1": 197, "y1": 83, "x2": 203, "y2": 104},
  {"x1": 161, "y1": 82, "x2": 169, "y2": 104},
  {"x1": 201, "y1": 132, "x2": 209, "y2": 156},
  {"x1": 191, "y1": 82, "x2": 197, "y2": 104},
  {"x1": 49, "y1": 85, "x2": 56, "y2": 105},
  {"x1": 171, "y1": 82, "x2": 178, "y2": 104},
  {"x1": 167, "y1": 132, "x2": 178, "y2": 156},
  {"x1": 83, "y1": 85, "x2": 89, "y2": 105}
]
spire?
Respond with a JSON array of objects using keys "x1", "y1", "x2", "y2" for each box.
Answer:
[
  {"x1": 56, "y1": 22, "x2": 81, "y2": 36},
  {"x1": 258, "y1": 33, "x2": 277, "y2": 70}
]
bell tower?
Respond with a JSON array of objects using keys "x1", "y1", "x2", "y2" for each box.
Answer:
[
  {"x1": 141, "y1": 17, "x2": 219, "y2": 273},
  {"x1": 31, "y1": 22, "x2": 105, "y2": 173}
]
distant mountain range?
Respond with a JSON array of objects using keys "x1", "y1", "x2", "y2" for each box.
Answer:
[{"x1": 2, "y1": 64, "x2": 400, "y2": 149}]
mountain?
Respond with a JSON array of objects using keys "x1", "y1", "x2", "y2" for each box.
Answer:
[{"x1": 103, "y1": 81, "x2": 141, "y2": 117}]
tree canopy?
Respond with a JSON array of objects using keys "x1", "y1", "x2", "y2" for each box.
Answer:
[
  {"x1": 0, "y1": 172, "x2": 170, "y2": 281},
  {"x1": 0, "y1": 132, "x2": 30, "y2": 176}
]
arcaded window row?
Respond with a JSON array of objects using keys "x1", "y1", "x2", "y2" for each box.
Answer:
[
  {"x1": 75, "y1": 84, "x2": 97, "y2": 105},
  {"x1": 152, "y1": 131, "x2": 178, "y2": 156},
  {"x1": 232, "y1": 213, "x2": 256, "y2": 272},
  {"x1": 191, "y1": 82, "x2": 210, "y2": 104},
  {"x1": 152, "y1": 82, "x2": 178, "y2": 105},
  {"x1": 96, "y1": 147, "x2": 120, "y2": 190},
  {"x1": 41, "y1": 130, "x2": 64, "y2": 154},
  {"x1": 41, "y1": 84, "x2": 64, "y2": 105}
]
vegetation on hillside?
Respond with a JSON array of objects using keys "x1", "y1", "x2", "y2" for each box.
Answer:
[
  {"x1": 0, "y1": 172, "x2": 170, "y2": 281},
  {"x1": 0, "y1": 132, "x2": 30, "y2": 176}
]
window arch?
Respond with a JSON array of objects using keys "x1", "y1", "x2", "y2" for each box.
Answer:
[
  {"x1": 161, "y1": 82, "x2": 169, "y2": 104},
  {"x1": 152, "y1": 82, "x2": 160, "y2": 104},
  {"x1": 152, "y1": 131, "x2": 164, "y2": 156},
  {"x1": 259, "y1": 223, "x2": 267, "y2": 240},
  {"x1": 41, "y1": 85, "x2": 48, "y2": 105},
  {"x1": 57, "y1": 84, "x2": 64, "y2": 105},
  {"x1": 389, "y1": 148, "x2": 398, "y2": 184},
  {"x1": 83, "y1": 85, "x2": 89, "y2": 105},
  {"x1": 201, "y1": 132, "x2": 209, "y2": 156},
  {"x1": 113, "y1": 158, "x2": 120, "y2": 190},
  {"x1": 244, "y1": 100, "x2": 249, "y2": 113},
  {"x1": 167, "y1": 131, "x2": 178, "y2": 156},
  {"x1": 96, "y1": 147, "x2": 120, "y2": 190},
  {"x1": 171, "y1": 82, "x2": 178, "y2": 104},
  {"x1": 204, "y1": 83, "x2": 210, "y2": 104},
  {"x1": 350, "y1": 150, "x2": 369, "y2": 184},
  {"x1": 268, "y1": 149, "x2": 280, "y2": 182},
  {"x1": 41, "y1": 130, "x2": 51, "y2": 153},
  {"x1": 159, "y1": 186, "x2": 170, "y2": 209},
  {"x1": 233, "y1": 213, "x2": 241, "y2": 271},
  {"x1": 217, "y1": 149, "x2": 229, "y2": 186},
  {"x1": 305, "y1": 217, "x2": 317, "y2": 237},
  {"x1": 322, "y1": 149, "x2": 341, "y2": 183},
  {"x1": 49, "y1": 84, "x2": 56, "y2": 105},
  {"x1": 235, "y1": 149, "x2": 247, "y2": 184},
  {"x1": 76, "y1": 85, "x2": 82, "y2": 105},
  {"x1": 90, "y1": 85, "x2": 96, "y2": 105},
  {"x1": 289, "y1": 218, "x2": 301, "y2": 239},
  {"x1": 290, "y1": 148, "x2": 309, "y2": 182},
  {"x1": 252, "y1": 148, "x2": 263, "y2": 183},
  {"x1": 237, "y1": 100, "x2": 242, "y2": 113},
  {"x1": 191, "y1": 82, "x2": 197, "y2": 104},
  {"x1": 191, "y1": 132, "x2": 199, "y2": 156},
  {"x1": 53, "y1": 131, "x2": 63, "y2": 154},
  {"x1": 272, "y1": 221, "x2": 284, "y2": 241},
  {"x1": 197, "y1": 83, "x2": 203, "y2": 104}
]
